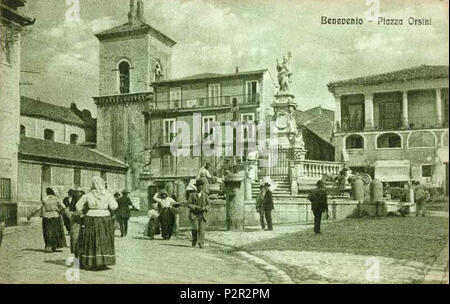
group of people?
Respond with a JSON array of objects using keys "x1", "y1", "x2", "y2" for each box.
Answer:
[
  {"x1": 145, "y1": 179, "x2": 209, "y2": 248},
  {"x1": 33, "y1": 177, "x2": 123, "y2": 270},
  {"x1": 256, "y1": 179, "x2": 328, "y2": 234},
  {"x1": 32, "y1": 174, "x2": 212, "y2": 273},
  {"x1": 397, "y1": 180, "x2": 431, "y2": 217}
]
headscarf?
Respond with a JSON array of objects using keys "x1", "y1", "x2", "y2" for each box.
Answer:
[
  {"x1": 49, "y1": 186, "x2": 61, "y2": 200},
  {"x1": 90, "y1": 176, "x2": 108, "y2": 201}
]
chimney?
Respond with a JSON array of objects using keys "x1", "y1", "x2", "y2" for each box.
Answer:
[
  {"x1": 129, "y1": 0, "x2": 145, "y2": 25},
  {"x1": 137, "y1": 0, "x2": 145, "y2": 22},
  {"x1": 128, "y1": 0, "x2": 135, "y2": 24},
  {"x1": 235, "y1": 67, "x2": 239, "y2": 74}
]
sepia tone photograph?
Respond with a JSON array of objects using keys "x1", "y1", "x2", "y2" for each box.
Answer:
[{"x1": 0, "y1": 0, "x2": 448, "y2": 287}]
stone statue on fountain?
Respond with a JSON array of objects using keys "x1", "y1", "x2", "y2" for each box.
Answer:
[{"x1": 276, "y1": 51, "x2": 293, "y2": 95}]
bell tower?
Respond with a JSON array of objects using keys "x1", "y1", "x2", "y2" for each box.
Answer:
[
  {"x1": 95, "y1": 0, "x2": 176, "y2": 96},
  {"x1": 94, "y1": 2, "x2": 176, "y2": 191}
]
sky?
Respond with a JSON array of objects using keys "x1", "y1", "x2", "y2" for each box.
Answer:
[{"x1": 19, "y1": 0, "x2": 449, "y2": 117}]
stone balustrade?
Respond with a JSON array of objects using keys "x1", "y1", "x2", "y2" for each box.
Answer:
[{"x1": 294, "y1": 160, "x2": 344, "y2": 179}]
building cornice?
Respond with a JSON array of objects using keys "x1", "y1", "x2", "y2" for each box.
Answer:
[
  {"x1": 334, "y1": 127, "x2": 449, "y2": 137},
  {"x1": 329, "y1": 78, "x2": 448, "y2": 96},
  {"x1": 94, "y1": 92, "x2": 153, "y2": 106}
]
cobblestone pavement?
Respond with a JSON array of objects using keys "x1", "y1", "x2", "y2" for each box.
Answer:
[
  {"x1": 253, "y1": 250, "x2": 430, "y2": 284},
  {"x1": 201, "y1": 216, "x2": 448, "y2": 284},
  {"x1": 204, "y1": 223, "x2": 313, "y2": 248},
  {"x1": 2, "y1": 215, "x2": 447, "y2": 284},
  {"x1": 0, "y1": 218, "x2": 270, "y2": 284}
]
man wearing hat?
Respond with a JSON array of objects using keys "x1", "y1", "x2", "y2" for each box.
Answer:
[
  {"x1": 308, "y1": 180, "x2": 328, "y2": 234},
  {"x1": 187, "y1": 179, "x2": 210, "y2": 248},
  {"x1": 262, "y1": 182, "x2": 274, "y2": 231},
  {"x1": 413, "y1": 180, "x2": 428, "y2": 217},
  {"x1": 116, "y1": 189, "x2": 133, "y2": 237},
  {"x1": 256, "y1": 185, "x2": 266, "y2": 230}
]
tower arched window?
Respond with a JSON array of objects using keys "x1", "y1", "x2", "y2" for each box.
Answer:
[
  {"x1": 20, "y1": 125, "x2": 26, "y2": 136},
  {"x1": 119, "y1": 60, "x2": 130, "y2": 94},
  {"x1": 154, "y1": 61, "x2": 163, "y2": 81}
]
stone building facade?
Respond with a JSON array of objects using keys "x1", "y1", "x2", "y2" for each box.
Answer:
[
  {"x1": 143, "y1": 69, "x2": 274, "y2": 177},
  {"x1": 329, "y1": 65, "x2": 449, "y2": 193},
  {"x1": 92, "y1": 1, "x2": 343, "y2": 210},
  {"x1": 17, "y1": 98, "x2": 128, "y2": 217},
  {"x1": 138, "y1": 70, "x2": 275, "y2": 208},
  {"x1": 20, "y1": 97, "x2": 87, "y2": 145},
  {"x1": 0, "y1": 1, "x2": 34, "y2": 225},
  {"x1": 94, "y1": 0, "x2": 176, "y2": 192},
  {"x1": 18, "y1": 137, "x2": 127, "y2": 217}
]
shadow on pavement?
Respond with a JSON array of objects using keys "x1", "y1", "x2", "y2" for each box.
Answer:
[
  {"x1": 132, "y1": 236, "x2": 152, "y2": 240},
  {"x1": 44, "y1": 259, "x2": 68, "y2": 267},
  {"x1": 22, "y1": 248, "x2": 48, "y2": 253},
  {"x1": 160, "y1": 243, "x2": 192, "y2": 248}
]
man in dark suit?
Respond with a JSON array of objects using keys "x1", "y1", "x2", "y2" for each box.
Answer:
[
  {"x1": 263, "y1": 183, "x2": 274, "y2": 231},
  {"x1": 116, "y1": 190, "x2": 133, "y2": 237},
  {"x1": 62, "y1": 189, "x2": 74, "y2": 233},
  {"x1": 308, "y1": 180, "x2": 328, "y2": 234},
  {"x1": 187, "y1": 179, "x2": 209, "y2": 248}
]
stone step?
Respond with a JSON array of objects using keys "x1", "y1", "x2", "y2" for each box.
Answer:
[
  {"x1": 252, "y1": 182, "x2": 291, "y2": 186},
  {"x1": 252, "y1": 187, "x2": 291, "y2": 191}
]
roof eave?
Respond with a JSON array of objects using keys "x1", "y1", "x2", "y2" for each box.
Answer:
[
  {"x1": 18, "y1": 152, "x2": 128, "y2": 172},
  {"x1": 151, "y1": 69, "x2": 268, "y2": 87},
  {"x1": 0, "y1": 4, "x2": 35, "y2": 26},
  {"x1": 95, "y1": 24, "x2": 176, "y2": 47},
  {"x1": 20, "y1": 113, "x2": 86, "y2": 128}
]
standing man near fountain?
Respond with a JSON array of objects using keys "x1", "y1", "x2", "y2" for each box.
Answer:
[
  {"x1": 262, "y1": 183, "x2": 274, "y2": 231},
  {"x1": 187, "y1": 180, "x2": 210, "y2": 248},
  {"x1": 308, "y1": 180, "x2": 329, "y2": 234}
]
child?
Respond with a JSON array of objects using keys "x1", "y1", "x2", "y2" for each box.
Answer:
[{"x1": 146, "y1": 209, "x2": 160, "y2": 240}]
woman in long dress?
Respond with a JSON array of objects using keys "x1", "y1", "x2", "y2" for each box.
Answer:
[
  {"x1": 75, "y1": 177, "x2": 118, "y2": 270},
  {"x1": 197, "y1": 163, "x2": 211, "y2": 194},
  {"x1": 152, "y1": 190, "x2": 176, "y2": 240},
  {"x1": 41, "y1": 187, "x2": 67, "y2": 252},
  {"x1": 146, "y1": 209, "x2": 160, "y2": 239}
]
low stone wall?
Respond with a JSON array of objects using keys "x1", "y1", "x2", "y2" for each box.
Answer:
[{"x1": 176, "y1": 196, "x2": 382, "y2": 229}]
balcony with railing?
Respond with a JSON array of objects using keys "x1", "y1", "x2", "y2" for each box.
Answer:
[
  {"x1": 339, "y1": 115, "x2": 448, "y2": 132},
  {"x1": 164, "y1": 93, "x2": 261, "y2": 110},
  {"x1": 408, "y1": 115, "x2": 448, "y2": 130},
  {"x1": 295, "y1": 160, "x2": 343, "y2": 179},
  {"x1": 340, "y1": 118, "x2": 364, "y2": 132}
]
